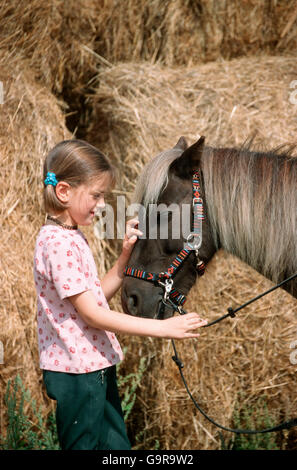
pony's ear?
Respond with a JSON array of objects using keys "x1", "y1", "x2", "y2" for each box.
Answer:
[
  {"x1": 174, "y1": 136, "x2": 188, "y2": 151},
  {"x1": 170, "y1": 136, "x2": 205, "y2": 179}
]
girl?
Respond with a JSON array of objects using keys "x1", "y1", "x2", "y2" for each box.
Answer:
[{"x1": 33, "y1": 139, "x2": 207, "y2": 450}]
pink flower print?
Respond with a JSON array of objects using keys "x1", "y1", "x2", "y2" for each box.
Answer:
[
  {"x1": 63, "y1": 284, "x2": 70, "y2": 290},
  {"x1": 78, "y1": 267, "x2": 82, "y2": 273},
  {"x1": 85, "y1": 271, "x2": 89, "y2": 278},
  {"x1": 38, "y1": 241, "x2": 43, "y2": 246},
  {"x1": 59, "y1": 312, "x2": 65, "y2": 318},
  {"x1": 70, "y1": 314, "x2": 77, "y2": 320},
  {"x1": 67, "y1": 262, "x2": 73, "y2": 268},
  {"x1": 67, "y1": 250, "x2": 72, "y2": 256},
  {"x1": 97, "y1": 301, "x2": 102, "y2": 306},
  {"x1": 101, "y1": 341, "x2": 105, "y2": 346},
  {"x1": 76, "y1": 278, "x2": 81, "y2": 284},
  {"x1": 35, "y1": 258, "x2": 39, "y2": 265},
  {"x1": 95, "y1": 281, "x2": 101, "y2": 287},
  {"x1": 65, "y1": 366, "x2": 70, "y2": 372},
  {"x1": 54, "y1": 242, "x2": 61, "y2": 247},
  {"x1": 82, "y1": 347, "x2": 87, "y2": 354},
  {"x1": 84, "y1": 367, "x2": 91, "y2": 373},
  {"x1": 93, "y1": 335, "x2": 98, "y2": 341},
  {"x1": 93, "y1": 346, "x2": 98, "y2": 352},
  {"x1": 49, "y1": 352, "x2": 54, "y2": 358},
  {"x1": 57, "y1": 264, "x2": 62, "y2": 271},
  {"x1": 69, "y1": 327, "x2": 74, "y2": 334},
  {"x1": 71, "y1": 241, "x2": 76, "y2": 247},
  {"x1": 40, "y1": 292, "x2": 45, "y2": 297},
  {"x1": 69, "y1": 347, "x2": 75, "y2": 354},
  {"x1": 101, "y1": 351, "x2": 106, "y2": 357},
  {"x1": 54, "y1": 360, "x2": 59, "y2": 366}
]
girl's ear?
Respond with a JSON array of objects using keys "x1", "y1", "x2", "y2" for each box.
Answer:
[
  {"x1": 169, "y1": 136, "x2": 205, "y2": 179},
  {"x1": 55, "y1": 181, "x2": 72, "y2": 204}
]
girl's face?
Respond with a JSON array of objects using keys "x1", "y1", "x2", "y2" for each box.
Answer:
[{"x1": 66, "y1": 172, "x2": 112, "y2": 226}]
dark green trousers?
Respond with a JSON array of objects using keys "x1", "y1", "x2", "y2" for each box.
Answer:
[{"x1": 43, "y1": 366, "x2": 131, "y2": 450}]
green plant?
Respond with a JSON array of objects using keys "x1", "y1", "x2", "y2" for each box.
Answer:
[
  {"x1": 117, "y1": 355, "x2": 147, "y2": 422},
  {"x1": 0, "y1": 375, "x2": 60, "y2": 450},
  {"x1": 221, "y1": 395, "x2": 280, "y2": 450}
]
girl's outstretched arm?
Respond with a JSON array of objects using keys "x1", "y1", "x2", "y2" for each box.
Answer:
[
  {"x1": 68, "y1": 290, "x2": 207, "y2": 340},
  {"x1": 101, "y1": 218, "x2": 142, "y2": 301}
]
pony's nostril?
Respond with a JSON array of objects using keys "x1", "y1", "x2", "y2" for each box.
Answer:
[{"x1": 127, "y1": 292, "x2": 140, "y2": 314}]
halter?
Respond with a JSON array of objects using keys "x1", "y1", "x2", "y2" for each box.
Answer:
[{"x1": 124, "y1": 170, "x2": 205, "y2": 314}]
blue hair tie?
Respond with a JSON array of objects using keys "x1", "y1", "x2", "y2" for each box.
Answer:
[{"x1": 44, "y1": 171, "x2": 58, "y2": 187}]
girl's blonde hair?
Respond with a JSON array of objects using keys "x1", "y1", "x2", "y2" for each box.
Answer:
[{"x1": 43, "y1": 139, "x2": 116, "y2": 213}]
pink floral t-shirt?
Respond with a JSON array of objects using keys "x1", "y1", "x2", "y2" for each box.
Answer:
[{"x1": 33, "y1": 225, "x2": 124, "y2": 373}]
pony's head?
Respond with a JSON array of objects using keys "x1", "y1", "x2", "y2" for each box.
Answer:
[{"x1": 121, "y1": 136, "x2": 216, "y2": 319}]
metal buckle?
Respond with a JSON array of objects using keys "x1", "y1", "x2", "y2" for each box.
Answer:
[
  {"x1": 158, "y1": 277, "x2": 173, "y2": 301},
  {"x1": 186, "y1": 233, "x2": 202, "y2": 250}
]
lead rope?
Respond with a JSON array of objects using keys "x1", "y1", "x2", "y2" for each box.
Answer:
[{"x1": 170, "y1": 272, "x2": 297, "y2": 434}]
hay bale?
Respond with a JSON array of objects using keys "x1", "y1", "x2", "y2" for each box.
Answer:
[
  {"x1": 0, "y1": 0, "x2": 100, "y2": 94},
  {"x1": 87, "y1": 55, "x2": 297, "y2": 192},
  {"x1": 1, "y1": 0, "x2": 296, "y2": 98},
  {"x1": 93, "y1": 0, "x2": 297, "y2": 64},
  {"x1": 87, "y1": 56, "x2": 297, "y2": 449},
  {"x1": 0, "y1": 55, "x2": 72, "y2": 426}
]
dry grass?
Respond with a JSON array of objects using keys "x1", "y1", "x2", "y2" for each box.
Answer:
[
  {"x1": 0, "y1": 0, "x2": 296, "y2": 450},
  {"x1": 87, "y1": 55, "x2": 297, "y2": 193}
]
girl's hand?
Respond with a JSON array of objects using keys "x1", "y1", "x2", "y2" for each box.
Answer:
[
  {"x1": 122, "y1": 218, "x2": 143, "y2": 254},
  {"x1": 161, "y1": 312, "x2": 208, "y2": 339}
]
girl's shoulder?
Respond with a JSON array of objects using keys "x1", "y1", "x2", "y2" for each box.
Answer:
[{"x1": 36, "y1": 225, "x2": 88, "y2": 249}]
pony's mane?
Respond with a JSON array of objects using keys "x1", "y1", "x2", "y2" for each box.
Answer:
[
  {"x1": 132, "y1": 146, "x2": 184, "y2": 208},
  {"x1": 202, "y1": 145, "x2": 297, "y2": 285}
]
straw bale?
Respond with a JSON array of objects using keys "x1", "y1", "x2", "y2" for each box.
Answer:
[
  {"x1": 0, "y1": 0, "x2": 100, "y2": 94},
  {"x1": 87, "y1": 55, "x2": 297, "y2": 192},
  {"x1": 87, "y1": 56, "x2": 296, "y2": 449},
  {"x1": 1, "y1": 0, "x2": 296, "y2": 100},
  {"x1": 93, "y1": 0, "x2": 297, "y2": 65},
  {"x1": 0, "y1": 55, "x2": 72, "y2": 429}
]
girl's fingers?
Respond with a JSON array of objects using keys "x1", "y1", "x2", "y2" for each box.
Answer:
[{"x1": 127, "y1": 219, "x2": 143, "y2": 236}]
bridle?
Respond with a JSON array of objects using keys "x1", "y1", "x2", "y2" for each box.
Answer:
[
  {"x1": 124, "y1": 170, "x2": 206, "y2": 316},
  {"x1": 124, "y1": 170, "x2": 297, "y2": 435}
]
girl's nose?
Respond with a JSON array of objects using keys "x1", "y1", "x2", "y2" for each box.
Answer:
[{"x1": 96, "y1": 197, "x2": 105, "y2": 209}]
